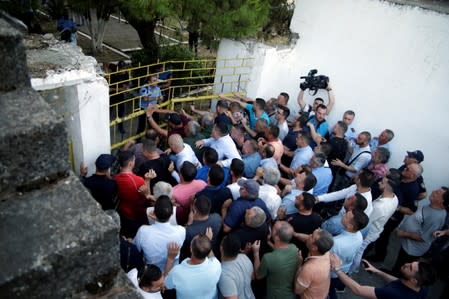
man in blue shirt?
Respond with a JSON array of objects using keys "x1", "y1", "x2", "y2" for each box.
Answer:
[
  {"x1": 306, "y1": 104, "x2": 329, "y2": 148},
  {"x1": 137, "y1": 75, "x2": 163, "y2": 135},
  {"x1": 328, "y1": 209, "x2": 369, "y2": 299},
  {"x1": 222, "y1": 93, "x2": 270, "y2": 130}
]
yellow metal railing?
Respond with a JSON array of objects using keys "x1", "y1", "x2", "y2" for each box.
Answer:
[{"x1": 107, "y1": 57, "x2": 253, "y2": 150}]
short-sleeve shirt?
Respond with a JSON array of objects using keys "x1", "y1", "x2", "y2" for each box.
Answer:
[
  {"x1": 257, "y1": 243, "x2": 298, "y2": 299},
  {"x1": 290, "y1": 146, "x2": 314, "y2": 169},
  {"x1": 245, "y1": 103, "x2": 270, "y2": 129},
  {"x1": 307, "y1": 115, "x2": 329, "y2": 137},
  {"x1": 139, "y1": 85, "x2": 162, "y2": 109},
  {"x1": 375, "y1": 279, "x2": 428, "y2": 299},
  {"x1": 295, "y1": 253, "x2": 331, "y2": 299},
  {"x1": 224, "y1": 197, "x2": 271, "y2": 230},
  {"x1": 288, "y1": 212, "x2": 323, "y2": 255},
  {"x1": 173, "y1": 180, "x2": 207, "y2": 225},
  {"x1": 115, "y1": 173, "x2": 147, "y2": 222},
  {"x1": 345, "y1": 144, "x2": 371, "y2": 178},
  {"x1": 82, "y1": 174, "x2": 117, "y2": 210},
  {"x1": 218, "y1": 254, "x2": 255, "y2": 299},
  {"x1": 165, "y1": 257, "x2": 222, "y2": 299}
]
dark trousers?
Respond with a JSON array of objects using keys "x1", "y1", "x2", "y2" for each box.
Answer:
[
  {"x1": 392, "y1": 246, "x2": 420, "y2": 276},
  {"x1": 136, "y1": 112, "x2": 147, "y2": 137},
  {"x1": 373, "y1": 217, "x2": 401, "y2": 261},
  {"x1": 328, "y1": 277, "x2": 346, "y2": 299}
]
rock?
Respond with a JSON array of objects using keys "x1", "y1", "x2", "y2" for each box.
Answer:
[{"x1": 0, "y1": 174, "x2": 121, "y2": 298}]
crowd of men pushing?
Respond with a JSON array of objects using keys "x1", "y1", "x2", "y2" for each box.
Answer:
[{"x1": 81, "y1": 78, "x2": 449, "y2": 299}]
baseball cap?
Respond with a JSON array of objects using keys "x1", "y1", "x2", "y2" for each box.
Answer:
[
  {"x1": 238, "y1": 179, "x2": 260, "y2": 198},
  {"x1": 168, "y1": 113, "x2": 182, "y2": 126},
  {"x1": 406, "y1": 150, "x2": 424, "y2": 163},
  {"x1": 95, "y1": 154, "x2": 115, "y2": 170}
]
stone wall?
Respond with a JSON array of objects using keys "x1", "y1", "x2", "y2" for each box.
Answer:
[{"x1": 0, "y1": 14, "x2": 140, "y2": 298}]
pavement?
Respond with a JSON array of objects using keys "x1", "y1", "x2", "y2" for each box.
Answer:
[{"x1": 77, "y1": 16, "x2": 142, "y2": 53}]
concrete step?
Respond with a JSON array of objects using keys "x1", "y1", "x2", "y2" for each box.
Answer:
[
  {"x1": 0, "y1": 87, "x2": 68, "y2": 197},
  {"x1": 0, "y1": 174, "x2": 122, "y2": 298}
]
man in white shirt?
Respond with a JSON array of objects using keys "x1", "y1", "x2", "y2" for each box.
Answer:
[
  {"x1": 134, "y1": 196, "x2": 186, "y2": 272},
  {"x1": 254, "y1": 164, "x2": 282, "y2": 220},
  {"x1": 350, "y1": 173, "x2": 400, "y2": 272},
  {"x1": 317, "y1": 169, "x2": 375, "y2": 217},
  {"x1": 196, "y1": 122, "x2": 241, "y2": 168},
  {"x1": 275, "y1": 105, "x2": 290, "y2": 141},
  {"x1": 168, "y1": 134, "x2": 201, "y2": 171}
]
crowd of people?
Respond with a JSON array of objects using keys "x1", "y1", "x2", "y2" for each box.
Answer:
[{"x1": 80, "y1": 79, "x2": 449, "y2": 299}]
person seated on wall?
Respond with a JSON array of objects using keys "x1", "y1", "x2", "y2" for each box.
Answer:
[{"x1": 57, "y1": 9, "x2": 77, "y2": 44}]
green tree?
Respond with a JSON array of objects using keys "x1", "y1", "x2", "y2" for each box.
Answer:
[
  {"x1": 69, "y1": 0, "x2": 117, "y2": 55},
  {"x1": 120, "y1": 0, "x2": 270, "y2": 61},
  {"x1": 119, "y1": 0, "x2": 173, "y2": 60}
]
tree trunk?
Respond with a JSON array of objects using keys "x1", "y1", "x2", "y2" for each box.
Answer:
[
  {"x1": 86, "y1": 7, "x2": 108, "y2": 55},
  {"x1": 127, "y1": 18, "x2": 159, "y2": 61}
]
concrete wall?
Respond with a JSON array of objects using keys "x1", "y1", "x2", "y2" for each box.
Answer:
[
  {"x1": 30, "y1": 42, "x2": 110, "y2": 176},
  {"x1": 217, "y1": 0, "x2": 449, "y2": 193}
]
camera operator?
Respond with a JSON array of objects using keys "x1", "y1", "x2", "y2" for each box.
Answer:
[{"x1": 297, "y1": 82, "x2": 335, "y2": 117}]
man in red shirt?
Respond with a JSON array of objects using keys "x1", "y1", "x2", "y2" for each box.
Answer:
[{"x1": 115, "y1": 150, "x2": 155, "y2": 238}]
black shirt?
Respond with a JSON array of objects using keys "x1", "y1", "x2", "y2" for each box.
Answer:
[
  {"x1": 195, "y1": 185, "x2": 233, "y2": 215},
  {"x1": 137, "y1": 154, "x2": 177, "y2": 191},
  {"x1": 375, "y1": 279, "x2": 428, "y2": 299},
  {"x1": 288, "y1": 212, "x2": 323, "y2": 256},
  {"x1": 82, "y1": 174, "x2": 118, "y2": 210}
]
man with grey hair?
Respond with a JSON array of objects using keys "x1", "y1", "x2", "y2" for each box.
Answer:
[
  {"x1": 147, "y1": 181, "x2": 177, "y2": 225},
  {"x1": 184, "y1": 120, "x2": 205, "y2": 158},
  {"x1": 231, "y1": 206, "x2": 270, "y2": 255},
  {"x1": 254, "y1": 165, "x2": 282, "y2": 219},
  {"x1": 168, "y1": 133, "x2": 201, "y2": 172},
  {"x1": 242, "y1": 139, "x2": 262, "y2": 178},
  {"x1": 310, "y1": 152, "x2": 333, "y2": 196},
  {"x1": 252, "y1": 221, "x2": 299, "y2": 298},
  {"x1": 370, "y1": 129, "x2": 394, "y2": 151},
  {"x1": 222, "y1": 179, "x2": 271, "y2": 233},
  {"x1": 295, "y1": 228, "x2": 334, "y2": 299}
]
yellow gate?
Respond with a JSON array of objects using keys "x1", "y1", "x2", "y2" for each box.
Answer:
[{"x1": 106, "y1": 57, "x2": 253, "y2": 150}]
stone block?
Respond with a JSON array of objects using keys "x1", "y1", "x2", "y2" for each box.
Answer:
[
  {"x1": 0, "y1": 17, "x2": 31, "y2": 91},
  {"x1": 73, "y1": 271, "x2": 143, "y2": 299},
  {"x1": 0, "y1": 174, "x2": 120, "y2": 298},
  {"x1": 0, "y1": 88, "x2": 69, "y2": 196}
]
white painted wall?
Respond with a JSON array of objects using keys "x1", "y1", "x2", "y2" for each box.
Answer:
[
  {"x1": 32, "y1": 66, "x2": 110, "y2": 176},
  {"x1": 217, "y1": 0, "x2": 449, "y2": 193}
]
